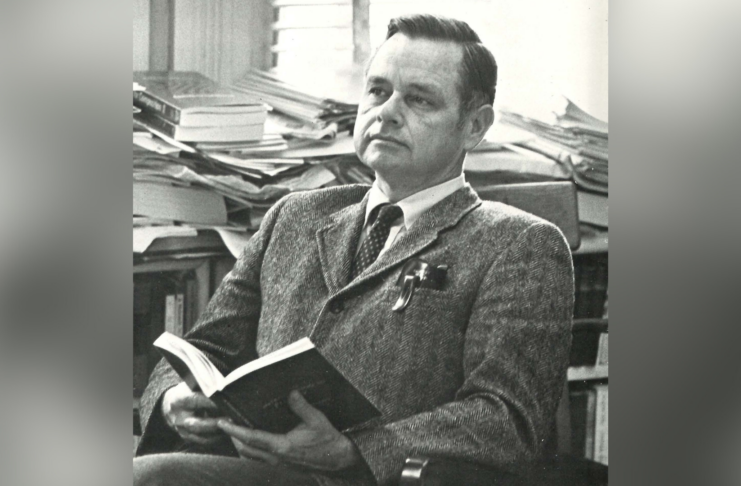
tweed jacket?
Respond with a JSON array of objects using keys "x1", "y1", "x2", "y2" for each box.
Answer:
[{"x1": 136, "y1": 183, "x2": 574, "y2": 486}]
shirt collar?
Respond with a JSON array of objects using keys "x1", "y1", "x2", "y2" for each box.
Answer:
[{"x1": 364, "y1": 174, "x2": 467, "y2": 230}]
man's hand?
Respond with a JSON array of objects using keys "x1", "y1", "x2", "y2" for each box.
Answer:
[
  {"x1": 217, "y1": 390, "x2": 362, "y2": 471},
  {"x1": 162, "y1": 381, "x2": 224, "y2": 445}
]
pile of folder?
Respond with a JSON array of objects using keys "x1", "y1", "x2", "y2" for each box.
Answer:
[
  {"x1": 231, "y1": 70, "x2": 358, "y2": 141},
  {"x1": 133, "y1": 70, "x2": 376, "y2": 252},
  {"x1": 498, "y1": 96, "x2": 608, "y2": 195}
]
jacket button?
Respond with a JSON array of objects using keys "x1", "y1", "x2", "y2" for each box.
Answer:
[{"x1": 329, "y1": 300, "x2": 344, "y2": 314}]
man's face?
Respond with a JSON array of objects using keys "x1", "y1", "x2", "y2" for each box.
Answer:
[{"x1": 353, "y1": 34, "x2": 470, "y2": 196}]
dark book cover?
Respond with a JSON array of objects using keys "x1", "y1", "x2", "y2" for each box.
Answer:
[
  {"x1": 133, "y1": 71, "x2": 264, "y2": 125},
  {"x1": 573, "y1": 254, "x2": 601, "y2": 319},
  {"x1": 570, "y1": 329, "x2": 601, "y2": 367},
  {"x1": 588, "y1": 254, "x2": 608, "y2": 317},
  {"x1": 155, "y1": 335, "x2": 381, "y2": 434},
  {"x1": 570, "y1": 319, "x2": 608, "y2": 367}
]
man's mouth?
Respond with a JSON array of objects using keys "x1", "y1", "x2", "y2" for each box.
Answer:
[{"x1": 369, "y1": 135, "x2": 405, "y2": 147}]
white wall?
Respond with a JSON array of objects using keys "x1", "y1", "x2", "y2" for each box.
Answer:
[
  {"x1": 131, "y1": 0, "x2": 272, "y2": 82},
  {"x1": 132, "y1": 0, "x2": 149, "y2": 71}
]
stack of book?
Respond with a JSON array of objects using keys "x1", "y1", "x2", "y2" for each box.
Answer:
[
  {"x1": 132, "y1": 147, "x2": 340, "y2": 232},
  {"x1": 231, "y1": 70, "x2": 358, "y2": 140},
  {"x1": 134, "y1": 271, "x2": 199, "y2": 398},
  {"x1": 133, "y1": 71, "x2": 268, "y2": 143},
  {"x1": 568, "y1": 319, "x2": 608, "y2": 465},
  {"x1": 570, "y1": 320, "x2": 608, "y2": 365},
  {"x1": 570, "y1": 382, "x2": 609, "y2": 466},
  {"x1": 132, "y1": 71, "x2": 373, "y2": 252},
  {"x1": 132, "y1": 140, "x2": 357, "y2": 247},
  {"x1": 497, "y1": 96, "x2": 608, "y2": 228}
]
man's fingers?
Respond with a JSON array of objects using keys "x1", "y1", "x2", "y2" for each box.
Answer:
[
  {"x1": 179, "y1": 430, "x2": 223, "y2": 445},
  {"x1": 217, "y1": 420, "x2": 288, "y2": 454},
  {"x1": 230, "y1": 437, "x2": 281, "y2": 466},
  {"x1": 287, "y1": 390, "x2": 329, "y2": 428},
  {"x1": 178, "y1": 417, "x2": 222, "y2": 436},
  {"x1": 180, "y1": 393, "x2": 220, "y2": 411}
]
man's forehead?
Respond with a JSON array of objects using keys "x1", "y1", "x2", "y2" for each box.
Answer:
[{"x1": 366, "y1": 34, "x2": 463, "y2": 91}]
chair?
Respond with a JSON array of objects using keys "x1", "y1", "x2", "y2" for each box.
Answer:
[
  {"x1": 397, "y1": 383, "x2": 608, "y2": 485},
  {"x1": 398, "y1": 181, "x2": 607, "y2": 485},
  {"x1": 399, "y1": 454, "x2": 608, "y2": 486}
]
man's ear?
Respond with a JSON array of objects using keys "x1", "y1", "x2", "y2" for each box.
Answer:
[{"x1": 463, "y1": 104, "x2": 495, "y2": 151}]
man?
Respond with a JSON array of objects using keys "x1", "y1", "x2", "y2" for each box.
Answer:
[{"x1": 134, "y1": 14, "x2": 573, "y2": 486}]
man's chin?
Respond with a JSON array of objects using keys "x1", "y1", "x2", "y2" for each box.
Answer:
[{"x1": 361, "y1": 154, "x2": 405, "y2": 174}]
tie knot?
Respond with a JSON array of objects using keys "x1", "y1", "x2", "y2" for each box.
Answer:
[{"x1": 370, "y1": 204, "x2": 403, "y2": 228}]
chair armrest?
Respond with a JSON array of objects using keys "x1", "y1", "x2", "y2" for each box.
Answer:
[
  {"x1": 399, "y1": 455, "x2": 608, "y2": 486},
  {"x1": 399, "y1": 456, "x2": 523, "y2": 486}
]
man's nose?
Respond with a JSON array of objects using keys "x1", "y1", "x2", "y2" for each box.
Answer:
[{"x1": 376, "y1": 92, "x2": 403, "y2": 127}]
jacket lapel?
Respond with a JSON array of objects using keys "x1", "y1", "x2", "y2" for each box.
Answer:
[
  {"x1": 345, "y1": 185, "x2": 482, "y2": 291},
  {"x1": 315, "y1": 192, "x2": 370, "y2": 295}
]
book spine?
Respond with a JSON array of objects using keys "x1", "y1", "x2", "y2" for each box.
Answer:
[
  {"x1": 134, "y1": 111, "x2": 177, "y2": 138},
  {"x1": 593, "y1": 384, "x2": 609, "y2": 465},
  {"x1": 584, "y1": 388, "x2": 597, "y2": 460},
  {"x1": 590, "y1": 255, "x2": 609, "y2": 317},
  {"x1": 184, "y1": 276, "x2": 197, "y2": 334},
  {"x1": 569, "y1": 390, "x2": 589, "y2": 458},
  {"x1": 596, "y1": 333, "x2": 609, "y2": 366},
  {"x1": 175, "y1": 293, "x2": 185, "y2": 336},
  {"x1": 574, "y1": 256, "x2": 595, "y2": 318},
  {"x1": 147, "y1": 278, "x2": 167, "y2": 376},
  {"x1": 164, "y1": 293, "x2": 185, "y2": 336},
  {"x1": 133, "y1": 90, "x2": 181, "y2": 124},
  {"x1": 164, "y1": 294, "x2": 176, "y2": 335}
]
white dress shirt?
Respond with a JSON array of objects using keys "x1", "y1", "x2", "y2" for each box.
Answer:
[{"x1": 357, "y1": 174, "x2": 467, "y2": 258}]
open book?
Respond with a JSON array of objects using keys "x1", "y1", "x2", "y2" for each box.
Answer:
[{"x1": 154, "y1": 332, "x2": 380, "y2": 433}]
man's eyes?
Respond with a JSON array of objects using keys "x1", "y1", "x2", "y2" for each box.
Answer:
[
  {"x1": 366, "y1": 88, "x2": 433, "y2": 108},
  {"x1": 368, "y1": 87, "x2": 388, "y2": 97},
  {"x1": 407, "y1": 95, "x2": 431, "y2": 106}
]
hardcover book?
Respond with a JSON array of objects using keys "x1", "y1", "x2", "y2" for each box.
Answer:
[
  {"x1": 133, "y1": 71, "x2": 267, "y2": 127},
  {"x1": 154, "y1": 332, "x2": 381, "y2": 434},
  {"x1": 134, "y1": 110, "x2": 265, "y2": 142},
  {"x1": 593, "y1": 384, "x2": 609, "y2": 465}
]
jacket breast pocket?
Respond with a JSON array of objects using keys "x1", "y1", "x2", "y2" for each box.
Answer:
[{"x1": 381, "y1": 286, "x2": 466, "y2": 406}]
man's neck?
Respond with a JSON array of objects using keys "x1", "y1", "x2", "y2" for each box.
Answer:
[{"x1": 374, "y1": 169, "x2": 463, "y2": 203}]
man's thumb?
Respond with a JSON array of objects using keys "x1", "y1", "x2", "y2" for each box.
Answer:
[{"x1": 287, "y1": 390, "x2": 325, "y2": 426}]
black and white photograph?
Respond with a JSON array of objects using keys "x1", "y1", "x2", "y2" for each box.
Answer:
[
  {"x1": 4, "y1": 0, "x2": 741, "y2": 485},
  {"x1": 132, "y1": 2, "x2": 608, "y2": 485}
]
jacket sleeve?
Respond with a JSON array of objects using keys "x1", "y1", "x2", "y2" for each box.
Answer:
[
  {"x1": 347, "y1": 222, "x2": 574, "y2": 485},
  {"x1": 135, "y1": 195, "x2": 291, "y2": 455}
]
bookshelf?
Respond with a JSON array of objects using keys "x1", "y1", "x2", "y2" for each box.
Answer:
[
  {"x1": 132, "y1": 232, "x2": 236, "y2": 415},
  {"x1": 568, "y1": 271, "x2": 609, "y2": 465}
]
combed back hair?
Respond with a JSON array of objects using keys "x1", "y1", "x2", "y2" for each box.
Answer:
[{"x1": 385, "y1": 14, "x2": 498, "y2": 117}]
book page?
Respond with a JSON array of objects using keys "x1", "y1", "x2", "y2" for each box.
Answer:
[
  {"x1": 154, "y1": 332, "x2": 225, "y2": 396},
  {"x1": 222, "y1": 338, "x2": 314, "y2": 389}
]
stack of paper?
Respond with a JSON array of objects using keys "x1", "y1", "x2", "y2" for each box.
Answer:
[
  {"x1": 133, "y1": 141, "x2": 341, "y2": 232},
  {"x1": 498, "y1": 96, "x2": 608, "y2": 195},
  {"x1": 231, "y1": 70, "x2": 357, "y2": 139},
  {"x1": 133, "y1": 72, "x2": 370, "y2": 251}
]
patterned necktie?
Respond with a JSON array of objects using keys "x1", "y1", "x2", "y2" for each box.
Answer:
[{"x1": 351, "y1": 204, "x2": 403, "y2": 280}]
